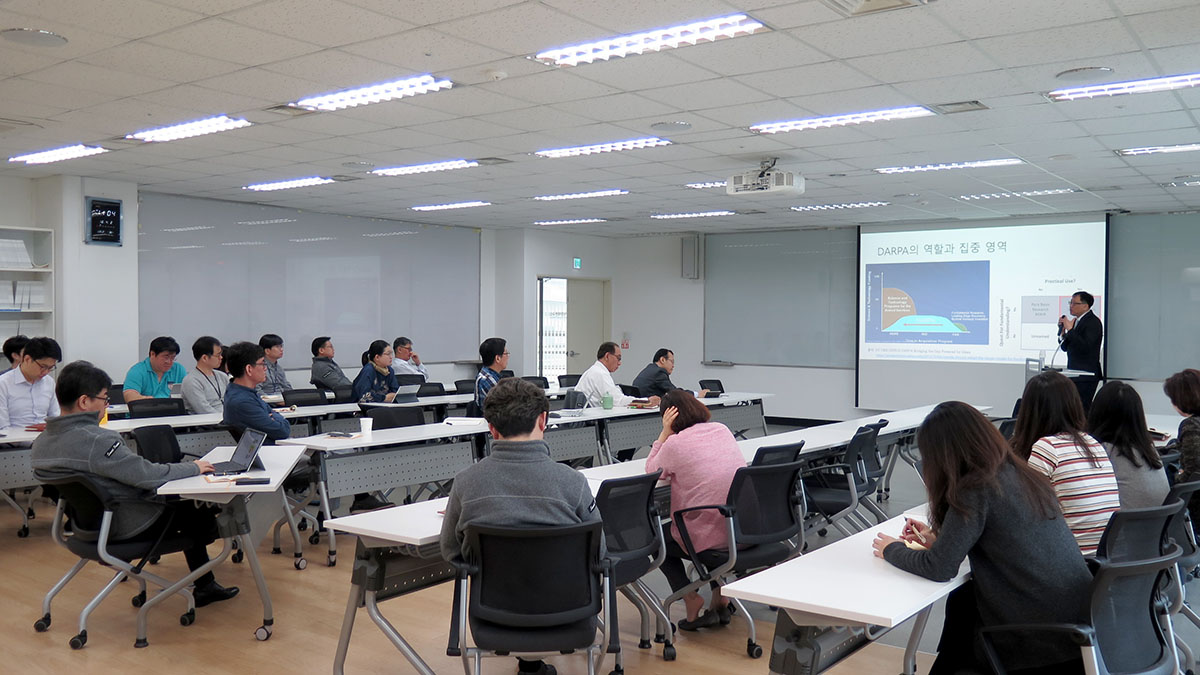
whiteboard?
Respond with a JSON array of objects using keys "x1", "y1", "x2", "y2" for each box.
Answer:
[{"x1": 138, "y1": 193, "x2": 480, "y2": 369}]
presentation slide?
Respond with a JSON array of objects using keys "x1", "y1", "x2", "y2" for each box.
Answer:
[{"x1": 858, "y1": 220, "x2": 1107, "y2": 365}]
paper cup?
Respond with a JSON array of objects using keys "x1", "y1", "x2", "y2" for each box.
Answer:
[{"x1": 360, "y1": 416, "x2": 373, "y2": 438}]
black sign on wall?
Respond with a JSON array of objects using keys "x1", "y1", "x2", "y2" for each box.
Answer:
[{"x1": 85, "y1": 197, "x2": 122, "y2": 246}]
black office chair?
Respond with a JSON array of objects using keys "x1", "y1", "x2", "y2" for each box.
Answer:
[
  {"x1": 698, "y1": 379, "x2": 725, "y2": 394},
  {"x1": 665, "y1": 460, "x2": 806, "y2": 660},
  {"x1": 858, "y1": 419, "x2": 891, "y2": 501},
  {"x1": 751, "y1": 440, "x2": 806, "y2": 466},
  {"x1": 365, "y1": 406, "x2": 425, "y2": 430},
  {"x1": 619, "y1": 384, "x2": 642, "y2": 398},
  {"x1": 564, "y1": 390, "x2": 588, "y2": 409},
  {"x1": 803, "y1": 423, "x2": 889, "y2": 534},
  {"x1": 396, "y1": 374, "x2": 425, "y2": 386},
  {"x1": 595, "y1": 470, "x2": 672, "y2": 666},
  {"x1": 498, "y1": 370, "x2": 515, "y2": 380},
  {"x1": 559, "y1": 374, "x2": 581, "y2": 388},
  {"x1": 283, "y1": 389, "x2": 327, "y2": 407},
  {"x1": 35, "y1": 475, "x2": 202, "y2": 649},
  {"x1": 417, "y1": 382, "x2": 446, "y2": 397},
  {"x1": 108, "y1": 384, "x2": 124, "y2": 405},
  {"x1": 446, "y1": 521, "x2": 618, "y2": 675},
  {"x1": 455, "y1": 379, "x2": 476, "y2": 395},
  {"x1": 331, "y1": 384, "x2": 354, "y2": 403},
  {"x1": 521, "y1": 376, "x2": 549, "y2": 389},
  {"x1": 980, "y1": 502, "x2": 1183, "y2": 675},
  {"x1": 131, "y1": 425, "x2": 183, "y2": 464},
  {"x1": 127, "y1": 398, "x2": 186, "y2": 419},
  {"x1": 1159, "y1": 481, "x2": 1200, "y2": 671}
]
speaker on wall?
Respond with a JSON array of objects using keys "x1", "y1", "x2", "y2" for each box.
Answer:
[{"x1": 681, "y1": 233, "x2": 703, "y2": 280}]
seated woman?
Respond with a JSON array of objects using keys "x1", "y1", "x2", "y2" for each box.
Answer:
[
  {"x1": 645, "y1": 389, "x2": 745, "y2": 630},
  {"x1": 1010, "y1": 370, "x2": 1119, "y2": 555},
  {"x1": 351, "y1": 340, "x2": 398, "y2": 404},
  {"x1": 1164, "y1": 368, "x2": 1200, "y2": 524},
  {"x1": 1087, "y1": 381, "x2": 1168, "y2": 509},
  {"x1": 874, "y1": 402, "x2": 1090, "y2": 675}
]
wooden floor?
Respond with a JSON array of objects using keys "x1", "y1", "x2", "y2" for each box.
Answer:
[{"x1": 0, "y1": 500, "x2": 932, "y2": 674}]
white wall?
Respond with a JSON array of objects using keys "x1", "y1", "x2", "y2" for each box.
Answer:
[{"x1": 0, "y1": 176, "x2": 34, "y2": 230}]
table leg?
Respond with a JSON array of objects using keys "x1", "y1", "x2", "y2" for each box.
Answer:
[
  {"x1": 318, "y1": 474, "x2": 338, "y2": 566},
  {"x1": 901, "y1": 605, "x2": 932, "y2": 675},
  {"x1": 364, "y1": 590, "x2": 437, "y2": 675},
  {"x1": 135, "y1": 537, "x2": 230, "y2": 647},
  {"x1": 238, "y1": 531, "x2": 275, "y2": 640},
  {"x1": 332, "y1": 581, "x2": 364, "y2": 675}
]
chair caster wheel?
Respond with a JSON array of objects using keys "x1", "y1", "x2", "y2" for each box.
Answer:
[
  {"x1": 69, "y1": 631, "x2": 87, "y2": 650},
  {"x1": 308, "y1": 533, "x2": 320, "y2": 545},
  {"x1": 747, "y1": 641, "x2": 763, "y2": 658},
  {"x1": 638, "y1": 638, "x2": 651, "y2": 649},
  {"x1": 294, "y1": 557, "x2": 307, "y2": 570},
  {"x1": 609, "y1": 668, "x2": 623, "y2": 675},
  {"x1": 663, "y1": 644, "x2": 677, "y2": 661},
  {"x1": 27, "y1": 507, "x2": 35, "y2": 519},
  {"x1": 817, "y1": 528, "x2": 828, "y2": 537},
  {"x1": 232, "y1": 550, "x2": 244, "y2": 564},
  {"x1": 297, "y1": 519, "x2": 307, "y2": 531},
  {"x1": 33, "y1": 613, "x2": 51, "y2": 632},
  {"x1": 131, "y1": 591, "x2": 146, "y2": 608},
  {"x1": 17, "y1": 525, "x2": 29, "y2": 538},
  {"x1": 180, "y1": 610, "x2": 195, "y2": 626},
  {"x1": 255, "y1": 625, "x2": 272, "y2": 641},
  {"x1": 327, "y1": 554, "x2": 337, "y2": 567},
  {"x1": 271, "y1": 547, "x2": 282, "y2": 555}
]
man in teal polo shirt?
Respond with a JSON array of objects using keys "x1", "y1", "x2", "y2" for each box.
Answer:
[{"x1": 123, "y1": 336, "x2": 188, "y2": 402}]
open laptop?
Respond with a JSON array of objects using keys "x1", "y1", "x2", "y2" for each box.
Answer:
[
  {"x1": 393, "y1": 384, "x2": 421, "y2": 403},
  {"x1": 210, "y1": 428, "x2": 267, "y2": 476}
]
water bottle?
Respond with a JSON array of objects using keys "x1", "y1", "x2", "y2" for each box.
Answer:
[{"x1": 1038, "y1": 350, "x2": 1046, "y2": 371}]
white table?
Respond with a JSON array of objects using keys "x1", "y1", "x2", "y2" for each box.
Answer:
[
  {"x1": 156, "y1": 443, "x2": 307, "y2": 645},
  {"x1": 724, "y1": 507, "x2": 968, "y2": 675},
  {"x1": 0, "y1": 427, "x2": 46, "y2": 536}
]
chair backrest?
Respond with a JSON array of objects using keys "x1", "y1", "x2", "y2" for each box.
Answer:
[
  {"x1": 841, "y1": 424, "x2": 882, "y2": 483},
  {"x1": 726, "y1": 460, "x2": 805, "y2": 547},
  {"x1": 466, "y1": 521, "x2": 604, "y2": 628},
  {"x1": 1096, "y1": 500, "x2": 1180, "y2": 564},
  {"x1": 455, "y1": 379, "x2": 476, "y2": 395},
  {"x1": 366, "y1": 406, "x2": 425, "y2": 430},
  {"x1": 563, "y1": 390, "x2": 587, "y2": 409},
  {"x1": 131, "y1": 425, "x2": 183, "y2": 464},
  {"x1": 595, "y1": 470, "x2": 663, "y2": 563},
  {"x1": 1164, "y1": 480, "x2": 1200, "y2": 567},
  {"x1": 396, "y1": 374, "x2": 425, "y2": 386},
  {"x1": 417, "y1": 382, "x2": 446, "y2": 397},
  {"x1": 619, "y1": 384, "x2": 641, "y2": 397},
  {"x1": 558, "y1": 374, "x2": 581, "y2": 388},
  {"x1": 128, "y1": 397, "x2": 186, "y2": 419},
  {"x1": 498, "y1": 370, "x2": 515, "y2": 380},
  {"x1": 997, "y1": 418, "x2": 1017, "y2": 440},
  {"x1": 41, "y1": 475, "x2": 115, "y2": 543},
  {"x1": 521, "y1": 376, "x2": 549, "y2": 389},
  {"x1": 283, "y1": 388, "x2": 328, "y2": 407},
  {"x1": 1010, "y1": 398, "x2": 1022, "y2": 418},
  {"x1": 332, "y1": 384, "x2": 354, "y2": 403},
  {"x1": 751, "y1": 440, "x2": 806, "y2": 466},
  {"x1": 699, "y1": 379, "x2": 725, "y2": 394},
  {"x1": 465, "y1": 401, "x2": 482, "y2": 418},
  {"x1": 859, "y1": 419, "x2": 890, "y2": 475}
]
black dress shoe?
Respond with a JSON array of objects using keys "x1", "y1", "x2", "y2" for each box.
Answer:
[
  {"x1": 194, "y1": 581, "x2": 240, "y2": 607},
  {"x1": 350, "y1": 495, "x2": 391, "y2": 513}
]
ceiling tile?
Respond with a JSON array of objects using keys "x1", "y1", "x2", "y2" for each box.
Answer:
[
  {"x1": 79, "y1": 41, "x2": 245, "y2": 84},
  {"x1": 436, "y1": 4, "x2": 604, "y2": 54},
  {"x1": 336, "y1": 0, "x2": 525, "y2": 27},
  {"x1": 572, "y1": 53, "x2": 720, "y2": 91},
  {"x1": 640, "y1": 77, "x2": 773, "y2": 111},
  {"x1": 224, "y1": 0, "x2": 413, "y2": 47},
  {"x1": 790, "y1": 8, "x2": 962, "y2": 58},
  {"x1": 24, "y1": 61, "x2": 175, "y2": 97},
  {"x1": 739, "y1": 61, "x2": 878, "y2": 98},
  {"x1": 478, "y1": 70, "x2": 620, "y2": 106},
  {"x1": 1126, "y1": 5, "x2": 1200, "y2": 48},
  {"x1": 751, "y1": 1, "x2": 844, "y2": 29},
  {"x1": 927, "y1": 0, "x2": 1116, "y2": 39},
  {"x1": 1, "y1": 0, "x2": 204, "y2": 39},
  {"x1": 973, "y1": 20, "x2": 1140, "y2": 68},
  {"x1": 145, "y1": 18, "x2": 320, "y2": 67},
  {"x1": 196, "y1": 68, "x2": 327, "y2": 106}
]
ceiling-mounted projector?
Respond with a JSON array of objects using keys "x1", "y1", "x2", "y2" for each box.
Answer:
[{"x1": 726, "y1": 159, "x2": 804, "y2": 195}]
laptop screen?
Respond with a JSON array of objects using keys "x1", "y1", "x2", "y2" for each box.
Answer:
[{"x1": 230, "y1": 428, "x2": 267, "y2": 466}]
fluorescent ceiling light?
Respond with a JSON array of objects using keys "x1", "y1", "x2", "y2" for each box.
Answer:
[
  {"x1": 220, "y1": 241, "x2": 266, "y2": 246},
  {"x1": 8, "y1": 144, "x2": 108, "y2": 164},
  {"x1": 651, "y1": 210, "x2": 735, "y2": 220},
  {"x1": 533, "y1": 189, "x2": 628, "y2": 201},
  {"x1": 362, "y1": 231, "x2": 419, "y2": 237},
  {"x1": 410, "y1": 201, "x2": 490, "y2": 211},
  {"x1": 790, "y1": 201, "x2": 889, "y2": 211},
  {"x1": 751, "y1": 106, "x2": 934, "y2": 135},
  {"x1": 292, "y1": 74, "x2": 452, "y2": 111},
  {"x1": 535, "y1": 137, "x2": 670, "y2": 158},
  {"x1": 534, "y1": 14, "x2": 765, "y2": 67},
  {"x1": 1047, "y1": 71, "x2": 1200, "y2": 101},
  {"x1": 535, "y1": 218, "x2": 607, "y2": 226},
  {"x1": 165, "y1": 245, "x2": 205, "y2": 250},
  {"x1": 371, "y1": 159, "x2": 478, "y2": 176},
  {"x1": 127, "y1": 115, "x2": 250, "y2": 142},
  {"x1": 1115, "y1": 143, "x2": 1200, "y2": 157},
  {"x1": 162, "y1": 225, "x2": 215, "y2": 232},
  {"x1": 1161, "y1": 181, "x2": 1200, "y2": 188},
  {"x1": 237, "y1": 218, "x2": 297, "y2": 225},
  {"x1": 243, "y1": 177, "x2": 335, "y2": 191},
  {"x1": 289, "y1": 237, "x2": 336, "y2": 243},
  {"x1": 874, "y1": 158, "x2": 1024, "y2": 174},
  {"x1": 958, "y1": 189, "x2": 1080, "y2": 200},
  {"x1": 685, "y1": 181, "x2": 726, "y2": 189}
]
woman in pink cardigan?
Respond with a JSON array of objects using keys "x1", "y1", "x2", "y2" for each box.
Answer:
[{"x1": 646, "y1": 389, "x2": 747, "y2": 630}]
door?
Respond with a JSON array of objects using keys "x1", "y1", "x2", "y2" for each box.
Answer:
[{"x1": 565, "y1": 279, "x2": 609, "y2": 375}]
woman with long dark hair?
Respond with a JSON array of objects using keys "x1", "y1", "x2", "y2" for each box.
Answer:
[
  {"x1": 874, "y1": 402, "x2": 1090, "y2": 674},
  {"x1": 351, "y1": 339, "x2": 398, "y2": 403},
  {"x1": 1010, "y1": 370, "x2": 1119, "y2": 555},
  {"x1": 1087, "y1": 381, "x2": 1168, "y2": 509}
]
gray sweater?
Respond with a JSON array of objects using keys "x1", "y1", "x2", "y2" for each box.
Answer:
[
  {"x1": 883, "y1": 463, "x2": 1092, "y2": 671},
  {"x1": 32, "y1": 411, "x2": 201, "y2": 539},
  {"x1": 180, "y1": 367, "x2": 228, "y2": 414},
  {"x1": 310, "y1": 356, "x2": 351, "y2": 390},
  {"x1": 439, "y1": 439, "x2": 599, "y2": 562},
  {"x1": 1103, "y1": 441, "x2": 1169, "y2": 509}
]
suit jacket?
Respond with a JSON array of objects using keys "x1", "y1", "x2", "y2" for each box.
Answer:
[
  {"x1": 632, "y1": 363, "x2": 678, "y2": 398},
  {"x1": 1061, "y1": 310, "x2": 1103, "y2": 379}
]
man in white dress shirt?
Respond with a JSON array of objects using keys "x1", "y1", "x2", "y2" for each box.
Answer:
[
  {"x1": 391, "y1": 336, "x2": 429, "y2": 379},
  {"x1": 0, "y1": 336, "x2": 61, "y2": 430},
  {"x1": 576, "y1": 342, "x2": 661, "y2": 409}
]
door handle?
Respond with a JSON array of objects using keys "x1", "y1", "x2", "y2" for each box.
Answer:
[{"x1": 566, "y1": 350, "x2": 579, "y2": 357}]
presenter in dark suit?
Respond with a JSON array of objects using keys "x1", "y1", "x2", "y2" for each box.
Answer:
[{"x1": 1058, "y1": 291, "x2": 1103, "y2": 413}]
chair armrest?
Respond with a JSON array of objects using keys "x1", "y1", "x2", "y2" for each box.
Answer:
[
  {"x1": 673, "y1": 505, "x2": 734, "y2": 579},
  {"x1": 979, "y1": 622, "x2": 1094, "y2": 645},
  {"x1": 446, "y1": 557, "x2": 473, "y2": 657}
]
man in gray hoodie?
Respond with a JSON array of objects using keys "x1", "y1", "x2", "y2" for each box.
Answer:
[
  {"x1": 440, "y1": 377, "x2": 599, "y2": 675},
  {"x1": 32, "y1": 360, "x2": 239, "y2": 607}
]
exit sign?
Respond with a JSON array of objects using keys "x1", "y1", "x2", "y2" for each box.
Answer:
[{"x1": 573, "y1": 257, "x2": 582, "y2": 270}]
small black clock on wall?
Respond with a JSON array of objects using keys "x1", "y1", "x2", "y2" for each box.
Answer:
[{"x1": 85, "y1": 196, "x2": 122, "y2": 246}]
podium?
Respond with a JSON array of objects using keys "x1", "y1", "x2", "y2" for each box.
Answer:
[{"x1": 1024, "y1": 358, "x2": 1095, "y2": 384}]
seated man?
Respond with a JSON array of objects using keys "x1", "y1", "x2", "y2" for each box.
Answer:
[
  {"x1": 3, "y1": 334, "x2": 28, "y2": 370},
  {"x1": 0, "y1": 336, "x2": 62, "y2": 430},
  {"x1": 632, "y1": 348, "x2": 709, "y2": 399},
  {"x1": 256, "y1": 334, "x2": 290, "y2": 396},
  {"x1": 577, "y1": 341, "x2": 660, "y2": 409},
  {"x1": 31, "y1": 361, "x2": 238, "y2": 606},
  {"x1": 310, "y1": 336, "x2": 351, "y2": 390},
  {"x1": 181, "y1": 336, "x2": 227, "y2": 414},
  {"x1": 440, "y1": 377, "x2": 600, "y2": 675},
  {"x1": 123, "y1": 336, "x2": 187, "y2": 403},
  {"x1": 474, "y1": 337, "x2": 508, "y2": 408},
  {"x1": 391, "y1": 337, "x2": 428, "y2": 380},
  {"x1": 222, "y1": 341, "x2": 291, "y2": 441}
]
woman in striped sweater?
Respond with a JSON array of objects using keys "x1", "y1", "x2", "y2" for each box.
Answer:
[{"x1": 1010, "y1": 370, "x2": 1120, "y2": 555}]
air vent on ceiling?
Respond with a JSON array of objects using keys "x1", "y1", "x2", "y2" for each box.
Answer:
[
  {"x1": 262, "y1": 104, "x2": 318, "y2": 117},
  {"x1": 819, "y1": 0, "x2": 934, "y2": 18},
  {"x1": 927, "y1": 100, "x2": 989, "y2": 115},
  {"x1": 475, "y1": 157, "x2": 512, "y2": 166},
  {"x1": 330, "y1": 175, "x2": 363, "y2": 182}
]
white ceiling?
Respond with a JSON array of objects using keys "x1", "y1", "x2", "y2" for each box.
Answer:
[{"x1": 1, "y1": 0, "x2": 1198, "y2": 236}]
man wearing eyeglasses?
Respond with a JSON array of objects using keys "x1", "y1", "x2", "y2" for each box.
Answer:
[
  {"x1": 576, "y1": 341, "x2": 661, "y2": 409},
  {"x1": 0, "y1": 336, "x2": 61, "y2": 431},
  {"x1": 1058, "y1": 290, "x2": 1104, "y2": 413},
  {"x1": 221, "y1": 341, "x2": 291, "y2": 441}
]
